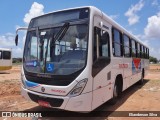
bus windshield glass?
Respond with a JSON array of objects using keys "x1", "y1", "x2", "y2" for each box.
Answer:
[
  {"x1": 24, "y1": 8, "x2": 89, "y2": 75},
  {"x1": 24, "y1": 23, "x2": 88, "y2": 75}
]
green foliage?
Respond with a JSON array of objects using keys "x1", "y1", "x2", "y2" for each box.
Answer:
[
  {"x1": 12, "y1": 58, "x2": 22, "y2": 63},
  {"x1": 149, "y1": 56, "x2": 158, "y2": 63}
]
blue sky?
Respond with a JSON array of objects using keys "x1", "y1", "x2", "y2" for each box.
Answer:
[{"x1": 0, "y1": 0, "x2": 160, "y2": 59}]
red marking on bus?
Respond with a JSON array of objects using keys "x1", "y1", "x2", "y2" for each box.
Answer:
[
  {"x1": 119, "y1": 64, "x2": 128, "y2": 68},
  {"x1": 51, "y1": 89, "x2": 66, "y2": 93},
  {"x1": 133, "y1": 58, "x2": 141, "y2": 69}
]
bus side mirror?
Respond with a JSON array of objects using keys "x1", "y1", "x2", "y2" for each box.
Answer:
[
  {"x1": 15, "y1": 27, "x2": 28, "y2": 46},
  {"x1": 15, "y1": 34, "x2": 18, "y2": 46}
]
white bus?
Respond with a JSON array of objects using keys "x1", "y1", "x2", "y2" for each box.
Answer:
[
  {"x1": 0, "y1": 48, "x2": 12, "y2": 71},
  {"x1": 15, "y1": 6, "x2": 149, "y2": 112}
]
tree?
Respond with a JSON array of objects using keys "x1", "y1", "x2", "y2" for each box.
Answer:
[{"x1": 149, "y1": 56, "x2": 158, "y2": 63}]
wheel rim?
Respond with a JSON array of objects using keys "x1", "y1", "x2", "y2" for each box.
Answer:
[
  {"x1": 113, "y1": 85, "x2": 118, "y2": 97},
  {"x1": 141, "y1": 73, "x2": 144, "y2": 82}
]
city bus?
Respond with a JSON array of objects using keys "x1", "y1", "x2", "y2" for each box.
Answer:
[
  {"x1": 0, "y1": 48, "x2": 12, "y2": 71},
  {"x1": 15, "y1": 6, "x2": 149, "y2": 112}
]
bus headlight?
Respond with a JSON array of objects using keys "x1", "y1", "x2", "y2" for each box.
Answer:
[{"x1": 68, "y1": 78, "x2": 88, "y2": 97}]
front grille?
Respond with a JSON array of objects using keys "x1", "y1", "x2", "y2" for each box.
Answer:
[
  {"x1": 28, "y1": 92, "x2": 64, "y2": 107},
  {"x1": 25, "y1": 73, "x2": 74, "y2": 86}
]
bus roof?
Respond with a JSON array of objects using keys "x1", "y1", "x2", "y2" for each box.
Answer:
[{"x1": 31, "y1": 6, "x2": 148, "y2": 49}]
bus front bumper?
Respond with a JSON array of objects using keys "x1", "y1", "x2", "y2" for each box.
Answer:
[{"x1": 21, "y1": 86, "x2": 92, "y2": 112}]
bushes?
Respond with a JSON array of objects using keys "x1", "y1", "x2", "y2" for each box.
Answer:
[{"x1": 12, "y1": 58, "x2": 22, "y2": 63}]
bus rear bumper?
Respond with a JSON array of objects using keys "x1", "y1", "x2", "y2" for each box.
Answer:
[{"x1": 21, "y1": 86, "x2": 92, "y2": 112}]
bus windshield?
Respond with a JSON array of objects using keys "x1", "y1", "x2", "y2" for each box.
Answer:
[{"x1": 24, "y1": 24, "x2": 88, "y2": 75}]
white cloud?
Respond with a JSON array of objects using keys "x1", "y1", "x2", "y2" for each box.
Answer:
[
  {"x1": 134, "y1": 30, "x2": 160, "y2": 59},
  {"x1": 0, "y1": 32, "x2": 25, "y2": 58},
  {"x1": 0, "y1": 2, "x2": 45, "y2": 58},
  {"x1": 22, "y1": 34, "x2": 26, "y2": 45},
  {"x1": 0, "y1": 33, "x2": 15, "y2": 47},
  {"x1": 158, "y1": 48, "x2": 160, "y2": 54},
  {"x1": 15, "y1": 25, "x2": 21, "y2": 30},
  {"x1": 23, "y1": 2, "x2": 44, "y2": 24},
  {"x1": 125, "y1": 0, "x2": 144, "y2": 25},
  {"x1": 134, "y1": 34, "x2": 149, "y2": 47},
  {"x1": 12, "y1": 47, "x2": 23, "y2": 58},
  {"x1": 152, "y1": 0, "x2": 159, "y2": 6},
  {"x1": 144, "y1": 12, "x2": 160, "y2": 39},
  {"x1": 109, "y1": 14, "x2": 119, "y2": 20},
  {"x1": 135, "y1": 37, "x2": 158, "y2": 59}
]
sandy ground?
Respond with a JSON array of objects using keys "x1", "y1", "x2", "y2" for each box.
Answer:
[{"x1": 0, "y1": 64, "x2": 160, "y2": 120}]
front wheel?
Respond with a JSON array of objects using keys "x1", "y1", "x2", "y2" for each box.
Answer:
[{"x1": 109, "y1": 82, "x2": 119, "y2": 105}]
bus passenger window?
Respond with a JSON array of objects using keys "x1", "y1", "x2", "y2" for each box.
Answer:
[
  {"x1": 145, "y1": 47, "x2": 147, "y2": 59},
  {"x1": 131, "y1": 40, "x2": 136, "y2": 58},
  {"x1": 101, "y1": 31, "x2": 109, "y2": 57},
  {"x1": 148, "y1": 49, "x2": 149, "y2": 59},
  {"x1": 93, "y1": 27, "x2": 110, "y2": 62},
  {"x1": 112, "y1": 28, "x2": 123, "y2": 57},
  {"x1": 123, "y1": 34, "x2": 131, "y2": 57},
  {"x1": 143, "y1": 46, "x2": 145, "y2": 58},
  {"x1": 3, "y1": 51, "x2": 11, "y2": 60},
  {"x1": 92, "y1": 26, "x2": 110, "y2": 77},
  {"x1": 140, "y1": 45, "x2": 142, "y2": 58},
  {"x1": 0, "y1": 51, "x2": 2, "y2": 59}
]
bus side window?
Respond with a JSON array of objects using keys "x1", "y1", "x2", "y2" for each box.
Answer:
[
  {"x1": 93, "y1": 27, "x2": 110, "y2": 62},
  {"x1": 148, "y1": 48, "x2": 149, "y2": 59},
  {"x1": 145, "y1": 47, "x2": 147, "y2": 59},
  {"x1": 101, "y1": 31, "x2": 110, "y2": 57},
  {"x1": 112, "y1": 28, "x2": 123, "y2": 57},
  {"x1": 92, "y1": 26, "x2": 110, "y2": 77},
  {"x1": 0, "y1": 51, "x2": 2, "y2": 59},
  {"x1": 142, "y1": 46, "x2": 145, "y2": 59},
  {"x1": 93, "y1": 27, "x2": 99, "y2": 62},
  {"x1": 140, "y1": 44, "x2": 142, "y2": 58},
  {"x1": 123, "y1": 34, "x2": 131, "y2": 57},
  {"x1": 131, "y1": 39, "x2": 136, "y2": 58},
  {"x1": 3, "y1": 51, "x2": 11, "y2": 60}
]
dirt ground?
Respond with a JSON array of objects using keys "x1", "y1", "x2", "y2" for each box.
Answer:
[{"x1": 0, "y1": 64, "x2": 160, "y2": 120}]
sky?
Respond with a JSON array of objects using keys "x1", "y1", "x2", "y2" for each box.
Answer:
[{"x1": 0, "y1": 0, "x2": 160, "y2": 59}]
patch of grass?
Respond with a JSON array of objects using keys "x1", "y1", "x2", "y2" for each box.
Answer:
[
  {"x1": 149, "y1": 69, "x2": 160, "y2": 72},
  {"x1": 149, "y1": 79, "x2": 160, "y2": 84},
  {"x1": 0, "y1": 79, "x2": 20, "y2": 83},
  {"x1": 150, "y1": 64, "x2": 160, "y2": 66}
]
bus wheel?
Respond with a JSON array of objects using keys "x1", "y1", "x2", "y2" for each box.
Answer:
[
  {"x1": 109, "y1": 81, "x2": 118, "y2": 105},
  {"x1": 138, "y1": 70, "x2": 144, "y2": 85}
]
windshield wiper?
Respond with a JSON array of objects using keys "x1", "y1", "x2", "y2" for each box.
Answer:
[
  {"x1": 50, "y1": 22, "x2": 70, "y2": 49},
  {"x1": 54, "y1": 22, "x2": 70, "y2": 42},
  {"x1": 44, "y1": 22, "x2": 70, "y2": 73}
]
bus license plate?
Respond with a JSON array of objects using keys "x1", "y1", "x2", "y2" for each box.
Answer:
[{"x1": 38, "y1": 100, "x2": 51, "y2": 107}]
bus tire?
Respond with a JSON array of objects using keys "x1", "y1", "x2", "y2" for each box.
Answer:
[
  {"x1": 109, "y1": 80, "x2": 119, "y2": 105},
  {"x1": 138, "y1": 70, "x2": 144, "y2": 85}
]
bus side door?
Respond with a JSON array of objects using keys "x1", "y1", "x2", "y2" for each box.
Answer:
[{"x1": 92, "y1": 15, "x2": 112, "y2": 110}]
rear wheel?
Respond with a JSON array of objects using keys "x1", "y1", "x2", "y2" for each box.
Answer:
[{"x1": 138, "y1": 70, "x2": 144, "y2": 85}]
